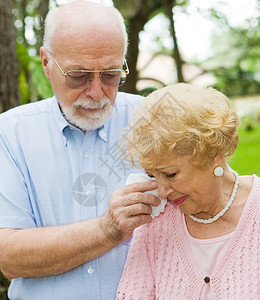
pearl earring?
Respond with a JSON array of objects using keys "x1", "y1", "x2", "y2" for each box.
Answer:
[{"x1": 214, "y1": 166, "x2": 224, "y2": 177}]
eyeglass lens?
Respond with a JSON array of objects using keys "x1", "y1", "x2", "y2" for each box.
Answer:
[{"x1": 65, "y1": 70, "x2": 127, "y2": 89}]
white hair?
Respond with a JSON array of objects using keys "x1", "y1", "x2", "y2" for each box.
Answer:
[{"x1": 42, "y1": 2, "x2": 128, "y2": 57}]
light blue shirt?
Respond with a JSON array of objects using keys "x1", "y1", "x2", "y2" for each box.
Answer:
[{"x1": 0, "y1": 92, "x2": 142, "y2": 300}]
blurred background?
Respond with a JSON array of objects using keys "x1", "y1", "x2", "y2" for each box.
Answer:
[{"x1": 0, "y1": 0, "x2": 260, "y2": 297}]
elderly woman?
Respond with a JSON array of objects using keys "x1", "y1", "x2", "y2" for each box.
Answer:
[{"x1": 117, "y1": 83, "x2": 260, "y2": 299}]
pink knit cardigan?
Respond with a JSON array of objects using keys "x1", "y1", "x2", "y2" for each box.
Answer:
[{"x1": 117, "y1": 175, "x2": 260, "y2": 299}]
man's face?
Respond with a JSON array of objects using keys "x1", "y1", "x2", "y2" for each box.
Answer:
[{"x1": 41, "y1": 35, "x2": 124, "y2": 131}]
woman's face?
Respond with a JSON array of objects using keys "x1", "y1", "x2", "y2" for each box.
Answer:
[{"x1": 145, "y1": 155, "x2": 222, "y2": 218}]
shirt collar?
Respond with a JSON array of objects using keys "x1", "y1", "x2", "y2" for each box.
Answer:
[
  {"x1": 98, "y1": 121, "x2": 108, "y2": 142},
  {"x1": 52, "y1": 96, "x2": 70, "y2": 133}
]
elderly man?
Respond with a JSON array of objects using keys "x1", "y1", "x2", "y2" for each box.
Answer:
[{"x1": 0, "y1": 1, "x2": 160, "y2": 299}]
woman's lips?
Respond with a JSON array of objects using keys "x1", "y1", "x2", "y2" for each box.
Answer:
[{"x1": 172, "y1": 195, "x2": 188, "y2": 206}]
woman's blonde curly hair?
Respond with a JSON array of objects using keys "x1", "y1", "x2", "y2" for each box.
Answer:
[{"x1": 121, "y1": 83, "x2": 239, "y2": 170}]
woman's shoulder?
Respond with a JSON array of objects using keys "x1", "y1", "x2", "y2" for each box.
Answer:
[
  {"x1": 238, "y1": 174, "x2": 260, "y2": 199},
  {"x1": 144, "y1": 201, "x2": 180, "y2": 234}
]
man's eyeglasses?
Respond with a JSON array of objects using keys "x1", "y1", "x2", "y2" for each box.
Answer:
[{"x1": 52, "y1": 57, "x2": 129, "y2": 89}]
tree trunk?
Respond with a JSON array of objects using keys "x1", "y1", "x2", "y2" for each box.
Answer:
[
  {"x1": 37, "y1": 0, "x2": 50, "y2": 52},
  {"x1": 0, "y1": 0, "x2": 21, "y2": 113},
  {"x1": 114, "y1": 0, "x2": 163, "y2": 94},
  {"x1": 0, "y1": 272, "x2": 10, "y2": 300},
  {"x1": 164, "y1": 0, "x2": 184, "y2": 82},
  {"x1": 21, "y1": 0, "x2": 28, "y2": 47},
  {"x1": 119, "y1": 16, "x2": 144, "y2": 94}
]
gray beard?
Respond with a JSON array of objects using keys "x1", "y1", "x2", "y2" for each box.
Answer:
[{"x1": 62, "y1": 97, "x2": 114, "y2": 131}]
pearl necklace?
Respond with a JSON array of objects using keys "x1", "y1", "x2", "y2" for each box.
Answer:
[{"x1": 188, "y1": 171, "x2": 239, "y2": 224}]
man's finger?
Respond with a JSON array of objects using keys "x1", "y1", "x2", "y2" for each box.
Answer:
[{"x1": 117, "y1": 180, "x2": 158, "y2": 196}]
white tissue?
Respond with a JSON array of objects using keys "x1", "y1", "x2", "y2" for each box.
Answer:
[{"x1": 125, "y1": 173, "x2": 167, "y2": 218}]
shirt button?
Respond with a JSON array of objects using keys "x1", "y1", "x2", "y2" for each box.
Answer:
[
  {"x1": 88, "y1": 267, "x2": 94, "y2": 275},
  {"x1": 84, "y1": 152, "x2": 89, "y2": 159},
  {"x1": 204, "y1": 276, "x2": 210, "y2": 283},
  {"x1": 85, "y1": 190, "x2": 91, "y2": 197}
]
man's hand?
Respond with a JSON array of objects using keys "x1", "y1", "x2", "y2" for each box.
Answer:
[
  {"x1": 0, "y1": 181, "x2": 160, "y2": 279},
  {"x1": 100, "y1": 180, "x2": 161, "y2": 242}
]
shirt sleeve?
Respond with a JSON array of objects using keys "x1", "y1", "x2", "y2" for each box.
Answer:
[
  {"x1": 116, "y1": 224, "x2": 156, "y2": 300},
  {"x1": 0, "y1": 132, "x2": 36, "y2": 229}
]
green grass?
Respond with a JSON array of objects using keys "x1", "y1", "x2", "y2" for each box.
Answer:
[{"x1": 228, "y1": 125, "x2": 260, "y2": 176}]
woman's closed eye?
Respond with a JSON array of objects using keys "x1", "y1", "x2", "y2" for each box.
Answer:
[
  {"x1": 165, "y1": 173, "x2": 176, "y2": 179},
  {"x1": 147, "y1": 173, "x2": 155, "y2": 178}
]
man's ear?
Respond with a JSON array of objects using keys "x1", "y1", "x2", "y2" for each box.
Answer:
[{"x1": 40, "y1": 47, "x2": 51, "y2": 80}]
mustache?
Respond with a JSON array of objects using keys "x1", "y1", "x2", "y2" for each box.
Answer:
[{"x1": 73, "y1": 98, "x2": 111, "y2": 110}]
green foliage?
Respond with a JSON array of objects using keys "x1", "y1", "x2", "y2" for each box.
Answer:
[
  {"x1": 206, "y1": 19, "x2": 260, "y2": 96},
  {"x1": 17, "y1": 43, "x2": 30, "y2": 103},
  {"x1": 29, "y1": 56, "x2": 53, "y2": 99},
  {"x1": 13, "y1": 0, "x2": 52, "y2": 104},
  {"x1": 19, "y1": 70, "x2": 30, "y2": 104},
  {"x1": 17, "y1": 43, "x2": 30, "y2": 70},
  {"x1": 138, "y1": 86, "x2": 158, "y2": 96},
  {"x1": 240, "y1": 114, "x2": 257, "y2": 131},
  {"x1": 211, "y1": 65, "x2": 260, "y2": 97},
  {"x1": 13, "y1": 0, "x2": 49, "y2": 53},
  {"x1": 229, "y1": 115, "x2": 260, "y2": 176},
  {"x1": 17, "y1": 43, "x2": 53, "y2": 103},
  {"x1": 176, "y1": 0, "x2": 190, "y2": 7}
]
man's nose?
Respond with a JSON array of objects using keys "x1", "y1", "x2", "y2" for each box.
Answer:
[{"x1": 84, "y1": 74, "x2": 104, "y2": 101}]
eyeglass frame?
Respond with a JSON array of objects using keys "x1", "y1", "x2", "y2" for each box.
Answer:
[{"x1": 51, "y1": 55, "x2": 129, "y2": 89}]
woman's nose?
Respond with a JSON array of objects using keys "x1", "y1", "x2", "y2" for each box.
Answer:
[{"x1": 157, "y1": 180, "x2": 175, "y2": 199}]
